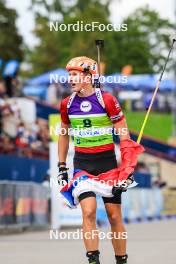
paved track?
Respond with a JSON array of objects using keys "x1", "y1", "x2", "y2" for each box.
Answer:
[{"x1": 0, "y1": 220, "x2": 176, "y2": 264}]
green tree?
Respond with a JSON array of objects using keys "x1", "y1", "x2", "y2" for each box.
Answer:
[
  {"x1": 0, "y1": 0, "x2": 24, "y2": 66},
  {"x1": 106, "y1": 6, "x2": 174, "y2": 73},
  {"x1": 28, "y1": 1, "x2": 174, "y2": 75},
  {"x1": 28, "y1": 0, "x2": 111, "y2": 75}
]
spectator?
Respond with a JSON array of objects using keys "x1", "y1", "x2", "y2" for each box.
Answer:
[
  {"x1": 0, "y1": 80, "x2": 7, "y2": 98},
  {"x1": 0, "y1": 81, "x2": 8, "y2": 135},
  {"x1": 1, "y1": 110, "x2": 50, "y2": 158},
  {"x1": 1, "y1": 133, "x2": 14, "y2": 153}
]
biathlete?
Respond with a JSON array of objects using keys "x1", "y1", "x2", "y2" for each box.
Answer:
[{"x1": 58, "y1": 56, "x2": 142, "y2": 264}]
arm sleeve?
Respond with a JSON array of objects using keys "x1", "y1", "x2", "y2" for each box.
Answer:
[
  {"x1": 60, "y1": 98, "x2": 70, "y2": 125},
  {"x1": 103, "y1": 92, "x2": 125, "y2": 124}
]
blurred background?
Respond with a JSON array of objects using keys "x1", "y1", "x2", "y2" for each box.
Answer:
[{"x1": 0, "y1": 0, "x2": 176, "y2": 263}]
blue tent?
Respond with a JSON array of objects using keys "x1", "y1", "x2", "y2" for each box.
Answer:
[
  {"x1": 159, "y1": 79, "x2": 176, "y2": 91},
  {"x1": 27, "y1": 68, "x2": 68, "y2": 85},
  {"x1": 23, "y1": 68, "x2": 68, "y2": 100},
  {"x1": 104, "y1": 73, "x2": 156, "y2": 90},
  {"x1": 126, "y1": 74, "x2": 156, "y2": 89},
  {"x1": 23, "y1": 85, "x2": 47, "y2": 100},
  {"x1": 26, "y1": 69, "x2": 176, "y2": 92},
  {"x1": 105, "y1": 73, "x2": 176, "y2": 91}
]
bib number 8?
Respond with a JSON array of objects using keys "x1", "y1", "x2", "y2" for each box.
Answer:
[{"x1": 83, "y1": 119, "x2": 92, "y2": 128}]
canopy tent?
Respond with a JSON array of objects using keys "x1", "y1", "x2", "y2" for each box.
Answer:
[
  {"x1": 23, "y1": 85, "x2": 47, "y2": 100},
  {"x1": 23, "y1": 68, "x2": 69, "y2": 99},
  {"x1": 26, "y1": 69, "x2": 176, "y2": 92},
  {"x1": 27, "y1": 68, "x2": 68, "y2": 86},
  {"x1": 104, "y1": 73, "x2": 176, "y2": 91},
  {"x1": 159, "y1": 79, "x2": 176, "y2": 91}
]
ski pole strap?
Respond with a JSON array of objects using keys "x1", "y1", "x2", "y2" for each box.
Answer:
[
  {"x1": 67, "y1": 92, "x2": 77, "y2": 110},
  {"x1": 95, "y1": 88, "x2": 105, "y2": 108}
]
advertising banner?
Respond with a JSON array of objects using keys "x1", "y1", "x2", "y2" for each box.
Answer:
[
  {"x1": 49, "y1": 113, "x2": 82, "y2": 229},
  {"x1": 0, "y1": 182, "x2": 49, "y2": 227},
  {"x1": 162, "y1": 189, "x2": 176, "y2": 216}
]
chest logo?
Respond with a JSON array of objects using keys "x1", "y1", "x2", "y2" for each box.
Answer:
[{"x1": 80, "y1": 101, "x2": 92, "y2": 112}]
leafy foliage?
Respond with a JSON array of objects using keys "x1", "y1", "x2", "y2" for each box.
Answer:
[
  {"x1": 0, "y1": 0, "x2": 24, "y2": 64},
  {"x1": 28, "y1": 1, "x2": 174, "y2": 76}
]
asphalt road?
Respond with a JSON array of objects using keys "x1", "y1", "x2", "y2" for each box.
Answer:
[{"x1": 0, "y1": 220, "x2": 176, "y2": 264}]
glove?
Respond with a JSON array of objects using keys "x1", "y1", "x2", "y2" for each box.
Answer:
[
  {"x1": 57, "y1": 165, "x2": 68, "y2": 186},
  {"x1": 112, "y1": 174, "x2": 134, "y2": 195}
]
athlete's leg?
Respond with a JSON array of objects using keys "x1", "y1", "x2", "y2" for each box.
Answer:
[
  {"x1": 74, "y1": 150, "x2": 117, "y2": 263},
  {"x1": 104, "y1": 202, "x2": 128, "y2": 263},
  {"x1": 79, "y1": 192, "x2": 100, "y2": 263}
]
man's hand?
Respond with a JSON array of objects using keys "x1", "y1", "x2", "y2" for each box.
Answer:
[
  {"x1": 112, "y1": 174, "x2": 134, "y2": 195},
  {"x1": 57, "y1": 166, "x2": 68, "y2": 186}
]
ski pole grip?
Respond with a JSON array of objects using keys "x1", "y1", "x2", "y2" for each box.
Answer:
[{"x1": 95, "y1": 39, "x2": 104, "y2": 47}]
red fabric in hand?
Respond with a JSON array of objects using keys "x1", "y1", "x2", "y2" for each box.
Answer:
[
  {"x1": 118, "y1": 139, "x2": 145, "y2": 181},
  {"x1": 60, "y1": 139, "x2": 144, "y2": 193}
]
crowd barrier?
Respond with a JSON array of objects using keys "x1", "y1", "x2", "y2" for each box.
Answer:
[
  {"x1": 96, "y1": 188, "x2": 163, "y2": 225},
  {"x1": 0, "y1": 181, "x2": 49, "y2": 228},
  {"x1": 52, "y1": 187, "x2": 165, "y2": 229},
  {"x1": 0, "y1": 154, "x2": 49, "y2": 182}
]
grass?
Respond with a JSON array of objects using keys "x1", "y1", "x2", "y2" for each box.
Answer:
[{"x1": 124, "y1": 111, "x2": 172, "y2": 142}]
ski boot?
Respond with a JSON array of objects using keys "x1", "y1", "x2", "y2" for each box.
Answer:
[
  {"x1": 115, "y1": 254, "x2": 128, "y2": 264},
  {"x1": 86, "y1": 250, "x2": 100, "y2": 264}
]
